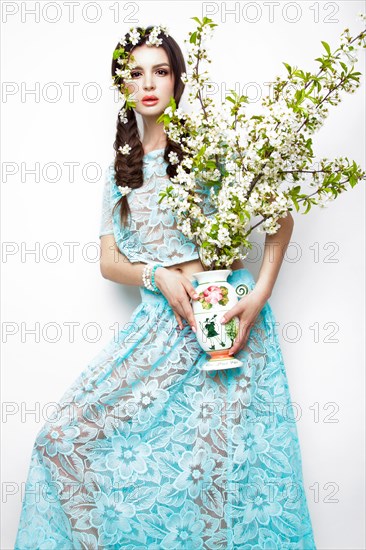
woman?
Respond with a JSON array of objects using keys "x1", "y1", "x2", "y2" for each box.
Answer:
[{"x1": 15, "y1": 26, "x2": 316, "y2": 549}]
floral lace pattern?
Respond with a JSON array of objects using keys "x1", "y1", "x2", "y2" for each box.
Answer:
[
  {"x1": 99, "y1": 148, "x2": 217, "y2": 266},
  {"x1": 15, "y1": 269, "x2": 316, "y2": 549}
]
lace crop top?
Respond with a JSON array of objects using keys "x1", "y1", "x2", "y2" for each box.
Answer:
[{"x1": 99, "y1": 148, "x2": 217, "y2": 267}]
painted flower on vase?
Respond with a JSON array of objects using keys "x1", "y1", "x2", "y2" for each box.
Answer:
[{"x1": 198, "y1": 285, "x2": 229, "y2": 309}]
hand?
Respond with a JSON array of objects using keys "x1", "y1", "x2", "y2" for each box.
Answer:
[
  {"x1": 220, "y1": 288, "x2": 268, "y2": 356},
  {"x1": 154, "y1": 268, "x2": 200, "y2": 332}
]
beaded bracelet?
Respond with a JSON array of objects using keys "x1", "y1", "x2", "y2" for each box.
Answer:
[
  {"x1": 142, "y1": 263, "x2": 153, "y2": 291},
  {"x1": 151, "y1": 264, "x2": 163, "y2": 294},
  {"x1": 142, "y1": 263, "x2": 163, "y2": 294}
]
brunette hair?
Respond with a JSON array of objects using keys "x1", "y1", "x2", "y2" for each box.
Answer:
[{"x1": 111, "y1": 26, "x2": 187, "y2": 228}]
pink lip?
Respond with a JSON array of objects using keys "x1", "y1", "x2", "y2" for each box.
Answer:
[{"x1": 142, "y1": 98, "x2": 159, "y2": 104}]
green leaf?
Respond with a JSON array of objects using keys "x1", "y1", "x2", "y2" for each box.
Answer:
[
  {"x1": 304, "y1": 200, "x2": 312, "y2": 214},
  {"x1": 293, "y1": 69, "x2": 306, "y2": 79},
  {"x1": 321, "y1": 40, "x2": 331, "y2": 56},
  {"x1": 349, "y1": 175, "x2": 356, "y2": 187},
  {"x1": 113, "y1": 48, "x2": 124, "y2": 60},
  {"x1": 283, "y1": 62, "x2": 292, "y2": 75}
]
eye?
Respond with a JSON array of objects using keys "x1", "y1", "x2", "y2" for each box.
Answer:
[{"x1": 130, "y1": 69, "x2": 169, "y2": 78}]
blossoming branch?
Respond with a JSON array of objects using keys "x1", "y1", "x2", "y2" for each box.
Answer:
[{"x1": 157, "y1": 15, "x2": 366, "y2": 270}]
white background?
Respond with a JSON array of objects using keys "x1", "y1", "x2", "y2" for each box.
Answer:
[{"x1": 1, "y1": 1, "x2": 365, "y2": 548}]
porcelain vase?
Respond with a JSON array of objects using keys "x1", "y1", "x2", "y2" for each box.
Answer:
[{"x1": 191, "y1": 269, "x2": 249, "y2": 371}]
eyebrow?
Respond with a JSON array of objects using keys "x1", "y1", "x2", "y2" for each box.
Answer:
[{"x1": 132, "y1": 63, "x2": 170, "y2": 70}]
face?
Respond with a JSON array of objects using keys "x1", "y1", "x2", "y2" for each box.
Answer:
[{"x1": 125, "y1": 43, "x2": 175, "y2": 117}]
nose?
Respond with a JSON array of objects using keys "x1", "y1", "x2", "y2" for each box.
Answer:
[{"x1": 143, "y1": 72, "x2": 155, "y2": 91}]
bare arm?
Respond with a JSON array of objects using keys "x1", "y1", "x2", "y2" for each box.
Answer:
[
  {"x1": 99, "y1": 234, "x2": 199, "y2": 332},
  {"x1": 253, "y1": 212, "x2": 294, "y2": 301},
  {"x1": 99, "y1": 234, "x2": 147, "y2": 285},
  {"x1": 221, "y1": 212, "x2": 294, "y2": 355}
]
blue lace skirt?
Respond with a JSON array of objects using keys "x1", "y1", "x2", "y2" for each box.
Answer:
[{"x1": 14, "y1": 268, "x2": 316, "y2": 549}]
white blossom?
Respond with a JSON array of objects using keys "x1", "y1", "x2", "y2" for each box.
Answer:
[
  {"x1": 118, "y1": 143, "x2": 132, "y2": 155},
  {"x1": 168, "y1": 151, "x2": 179, "y2": 165},
  {"x1": 117, "y1": 185, "x2": 132, "y2": 196},
  {"x1": 118, "y1": 108, "x2": 128, "y2": 124}
]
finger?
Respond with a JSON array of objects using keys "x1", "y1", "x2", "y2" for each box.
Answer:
[
  {"x1": 221, "y1": 305, "x2": 239, "y2": 324},
  {"x1": 229, "y1": 318, "x2": 253, "y2": 355},
  {"x1": 182, "y1": 280, "x2": 200, "y2": 302},
  {"x1": 239, "y1": 321, "x2": 254, "y2": 349},
  {"x1": 179, "y1": 295, "x2": 197, "y2": 333},
  {"x1": 228, "y1": 321, "x2": 248, "y2": 355},
  {"x1": 186, "y1": 285, "x2": 200, "y2": 300},
  {"x1": 229, "y1": 335, "x2": 249, "y2": 355},
  {"x1": 172, "y1": 301, "x2": 189, "y2": 328},
  {"x1": 174, "y1": 311, "x2": 183, "y2": 330},
  {"x1": 237, "y1": 319, "x2": 249, "y2": 342}
]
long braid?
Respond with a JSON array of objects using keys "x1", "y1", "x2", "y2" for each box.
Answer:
[{"x1": 112, "y1": 109, "x2": 144, "y2": 227}]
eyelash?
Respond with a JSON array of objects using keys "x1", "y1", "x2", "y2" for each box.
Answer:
[{"x1": 130, "y1": 69, "x2": 169, "y2": 78}]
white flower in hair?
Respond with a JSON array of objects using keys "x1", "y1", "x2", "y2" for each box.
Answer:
[
  {"x1": 168, "y1": 151, "x2": 179, "y2": 165},
  {"x1": 118, "y1": 108, "x2": 128, "y2": 124},
  {"x1": 118, "y1": 143, "x2": 132, "y2": 155},
  {"x1": 118, "y1": 185, "x2": 132, "y2": 196},
  {"x1": 115, "y1": 67, "x2": 131, "y2": 79},
  {"x1": 146, "y1": 25, "x2": 170, "y2": 47},
  {"x1": 129, "y1": 28, "x2": 141, "y2": 46}
]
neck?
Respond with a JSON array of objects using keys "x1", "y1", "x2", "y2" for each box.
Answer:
[{"x1": 141, "y1": 117, "x2": 167, "y2": 150}]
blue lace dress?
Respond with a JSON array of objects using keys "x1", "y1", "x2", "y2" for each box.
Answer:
[{"x1": 14, "y1": 149, "x2": 317, "y2": 549}]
